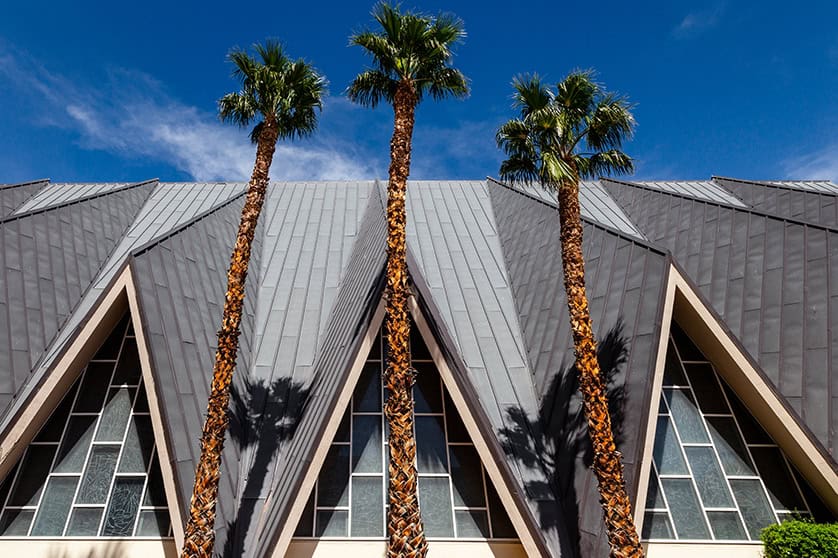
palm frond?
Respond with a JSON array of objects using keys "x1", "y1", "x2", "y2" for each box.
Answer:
[
  {"x1": 498, "y1": 156, "x2": 539, "y2": 186},
  {"x1": 346, "y1": 69, "x2": 397, "y2": 108},
  {"x1": 584, "y1": 94, "x2": 635, "y2": 152},
  {"x1": 218, "y1": 92, "x2": 257, "y2": 127},
  {"x1": 512, "y1": 74, "x2": 553, "y2": 117},
  {"x1": 575, "y1": 150, "x2": 634, "y2": 180},
  {"x1": 424, "y1": 67, "x2": 469, "y2": 101}
]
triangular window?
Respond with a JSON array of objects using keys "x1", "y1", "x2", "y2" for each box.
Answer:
[
  {"x1": 293, "y1": 323, "x2": 518, "y2": 540},
  {"x1": 0, "y1": 312, "x2": 172, "y2": 537},
  {"x1": 642, "y1": 323, "x2": 832, "y2": 541}
]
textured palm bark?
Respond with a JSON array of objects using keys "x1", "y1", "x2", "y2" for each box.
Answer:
[
  {"x1": 384, "y1": 81, "x2": 429, "y2": 558},
  {"x1": 557, "y1": 178, "x2": 644, "y2": 558},
  {"x1": 180, "y1": 120, "x2": 279, "y2": 558}
]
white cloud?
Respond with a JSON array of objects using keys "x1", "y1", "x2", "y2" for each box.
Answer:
[
  {"x1": 0, "y1": 47, "x2": 377, "y2": 181},
  {"x1": 783, "y1": 143, "x2": 838, "y2": 182},
  {"x1": 672, "y1": 4, "x2": 725, "y2": 39}
]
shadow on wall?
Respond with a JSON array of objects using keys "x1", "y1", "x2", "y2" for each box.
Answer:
[
  {"x1": 46, "y1": 542, "x2": 127, "y2": 558},
  {"x1": 222, "y1": 376, "x2": 311, "y2": 558},
  {"x1": 498, "y1": 319, "x2": 629, "y2": 558}
]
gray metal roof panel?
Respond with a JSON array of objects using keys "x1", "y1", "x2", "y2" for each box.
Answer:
[
  {"x1": 0, "y1": 179, "x2": 48, "y2": 218},
  {"x1": 632, "y1": 180, "x2": 748, "y2": 207},
  {"x1": 715, "y1": 177, "x2": 838, "y2": 227},
  {"x1": 603, "y1": 177, "x2": 838, "y2": 460},
  {"x1": 488, "y1": 180, "x2": 671, "y2": 556},
  {"x1": 13, "y1": 182, "x2": 135, "y2": 214},
  {"x1": 0, "y1": 181, "x2": 154, "y2": 424},
  {"x1": 501, "y1": 179, "x2": 648, "y2": 240}
]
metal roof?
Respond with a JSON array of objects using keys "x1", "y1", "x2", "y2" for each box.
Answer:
[
  {"x1": 630, "y1": 180, "x2": 749, "y2": 207},
  {"x1": 0, "y1": 179, "x2": 48, "y2": 217},
  {"x1": 0, "y1": 176, "x2": 835, "y2": 556},
  {"x1": 714, "y1": 176, "x2": 838, "y2": 228},
  {"x1": 13, "y1": 182, "x2": 135, "y2": 214}
]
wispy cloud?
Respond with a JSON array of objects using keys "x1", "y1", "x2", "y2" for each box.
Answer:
[
  {"x1": 0, "y1": 46, "x2": 378, "y2": 181},
  {"x1": 783, "y1": 142, "x2": 838, "y2": 182},
  {"x1": 671, "y1": 4, "x2": 726, "y2": 39}
]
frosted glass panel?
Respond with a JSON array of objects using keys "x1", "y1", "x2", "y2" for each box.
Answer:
[
  {"x1": 353, "y1": 364, "x2": 381, "y2": 413},
  {"x1": 414, "y1": 365, "x2": 442, "y2": 413},
  {"x1": 685, "y1": 447, "x2": 733, "y2": 508},
  {"x1": 652, "y1": 416, "x2": 687, "y2": 475},
  {"x1": 351, "y1": 416, "x2": 381, "y2": 474},
  {"x1": 55, "y1": 415, "x2": 97, "y2": 473},
  {"x1": 78, "y1": 446, "x2": 120, "y2": 504},
  {"x1": 730, "y1": 479, "x2": 776, "y2": 539},
  {"x1": 415, "y1": 416, "x2": 447, "y2": 474},
  {"x1": 318, "y1": 446, "x2": 350, "y2": 507},
  {"x1": 102, "y1": 477, "x2": 144, "y2": 536},
  {"x1": 96, "y1": 388, "x2": 135, "y2": 442},
  {"x1": 315, "y1": 510, "x2": 347, "y2": 537},
  {"x1": 119, "y1": 415, "x2": 155, "y2": 473},
  {"x1": 706, "y1": 417, "x2": 754, "y2": 476},
  {"x1": 419, "y1": 476, "x2": 454, "y2": 537},
  {"x1": 67, "y1": 508, "x2": 103, "y2": 536},
  {"x1": 664, "y1": 389, "x2": 708, "y2": 443},
  {"x1": 30, "y1": 476, "x2": 78, "y2": 536},
  {"x1": 456, "y1": 510, "x2": 489, "y2": 538},
  {"x1": 449, "y1": 445, "x2": 485, "y2": 507},
  {"x1": 350, "y1": 477, "x2": 383, "y2": 537},
  {"x1": 641, "y1": 511, "x2": 673, "y2": 539},
  {"x1": 707, "y1": 511, "x2": 747, "y2": 540},
  {"x1": 9, "y1": 445, "x2": 56, "y2": 506},
  {"x1": 662, "y1": 479, "x2": 709, "y2": 539},
  {"x1": 137, "y1": 510, "x2": 170, "y2": 537},
  {"x1": 0, "y1": 509, "x2": 34, "y2": 536}
]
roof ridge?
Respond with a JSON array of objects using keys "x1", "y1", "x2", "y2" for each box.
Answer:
[
  {"x1": 486, "y1": 176, "x2": 671, "y2": 256},
  {"x1": 713, "y1": 175, "x2": 838, "y2": 194},
  {"x1": 0, "y1": 179, "x2": 158, "y2": 223},
  {"x1": 130, "y1": 188, "x2": 246, "y2": 257},
  {"x1": 0, "y1": 178, "x2": 49, "y2": 191},
  {"x1": 604, "y1": 177, "x2": 838, "y2": 233}
]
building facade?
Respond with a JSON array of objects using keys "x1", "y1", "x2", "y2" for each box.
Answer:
[{"x1": 0, "y1": 176, "x2": 835, "y2": 557}]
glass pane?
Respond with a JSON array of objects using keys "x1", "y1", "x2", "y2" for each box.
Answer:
[
  {"x1": 369, "y1": 331, "x2": 382, "y2": 361},
  {"x1": 143, "y1": 457, "x2": 167, "y2": 507},
  {"x1": 414, "y1": 365, "x2": 442, "y2": 413},
  {"x1": 315, "y1": 510, "x2": 347, "y2": 537},
  {"x1": 485, "y1": 480, "x2": 516, "y2": 539},
  {"x1": 664, "y1": 389, "x2": 708, "y2": 443},
  {"x1": 74, "y1": 363, "x2": 113, "y2": 412},
  {"x1": 645, "y1": 468, "x2": 666, "y2": 509},
  {"x1": 334, "y1": 410, "x2": 350, "y2": 443},
  {"x1": 0, "y1": 509, "x2": 34, "y2": 536},
  {"x1": 456, "y1": 509, "x2": 489, "y2": 538},
  {"x1": 641, "y1": 511, "x2": 674, "y2": 540},
  {"x1": 670, "y1": 325, "x2": 703, "y2": 361},
  {"x1": 661, "y1": 478, "x2": 710, "y2": 539},
  {"x1": 55, "y1": 414, "x2": 97, "y2": 473},
  {"x1": 706, "y1": 417, "x2": 755, "y2": 475},
  {"x1": 78, "y1": 445, "x2": 120, "y2": 504},
  {"x1": 730, "y1": 478, "x2": 777, "y2": 540},
  {"x1": 410, "y1": 326, "x2": 432, "y2": 360},
  {"x1": 317, "y1": 445, "x2": 350, "y2": 507},
  {"x1": 102, "y1": 477, "x2": 144, "y2": 536},
  {"x1": 66, "y1": 507, "x2": 103, "y2": 536},
  {"x1": 136, "y1": 510, "x2": 170, "y2": 537},
  {"x1": 707, "y1": 511, "x2": 747, "y2": 540},
  {"x1": 415, "y1": 416, "x2": 447, "y2": 474},
  {"x1": 353, "y1": 363, "x2": 381, "y2": 413},
  {"x1": 685, "y1": 447, "x2": 733, "y2": 508},
  {"x1": 724, "y1": 385, "x2": 772, "y2": 444},
  {"x1": 419, "y1": 476, "x2": 454, "y2": 537},
  {"x1": 352, "y1": 415, "x2": 382, "y2": 473},
  {"x1": 119, "y1": 415, "x2": 155, "y2": 473},
  {"x1": 34, "y1": 382, "x2": 78, "y2": 442},
  {"x1": 751, "y1": 447, "x2": 806, "y2": 511},
  {"x1": 9, "y1": 445, "x2": 56, "y2": 505},
  {"x1": 350, "y1": 476, "x2": 383, "y2": 537},
  {"x1": 444, "y1": 394, "x2": 469, "y2": 443},
  {"x1": 293, "y1": 492, "x2": 315, "y2": 537},
  {"x1": 0, "y1": 466, "x2": 14, "y2": 508},
  {"x1": 450, "y1": 445, "x2": 486, "y2": 507},
  {"x1": 663, "y1": 343, "x2": 688, "y2": 386},
  {"x1": 134, "y1": 387, "x2": 150, "y2": 413},
  {"x1": 684, "y1": 363, "x2": 728, "y2": 414},
  {"x1": 652, "y1": 416, "x2": 687, "y2": 475},
  {"x1": 30, "y1": 476, "x2": 79, "y2": 536},
  {"x1": 112, "y1": 337, "x2": 142, "y2": 385},
  {"x1": 96, "y1": 388, "x2": 135, "y2": 442},
  {"x1": 94, "y1": 315, "x2": 128, "y2": 359}
]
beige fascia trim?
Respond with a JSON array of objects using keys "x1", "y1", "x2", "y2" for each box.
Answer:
[
  {"x1": 667, "y1": 266, "x2": 838, "y2": 514},
  {"x1": 633, "y1": 264, "x2": 678, "y2": 532},
  {"x1": 287, "y1": 539, "x2": 527, "y2": 558},
  {"x1": 643, "y1": 541, "x2": 762, "y2": 558},
  {"x1": 0, "y1": 539, "x2": 177, "y2": 558},
  {"x1": 124, "y1": 265, "x2": 186, "y2": 547},
  {"x1": 0, "y1": 268, "x2": 130, "y2": 480},
  {"x1": 408, "y1": 297, "x2": 544, "y2": 558},
  {"x1": 270, "y1": 299, "x2": 387, "y2": 558}
]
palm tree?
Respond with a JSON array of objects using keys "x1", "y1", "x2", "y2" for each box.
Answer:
[
  {"x1": 180, "y1": 41, "x2": 325, "y2": 558},
  {"x1": 496, "y1": 71, "x2": 642, "y2": 557},
  {"x1": 347, "y1": 4, "x2": 468, "y2": 557}
]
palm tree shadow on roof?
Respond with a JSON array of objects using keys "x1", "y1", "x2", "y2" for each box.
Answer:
[
  {"x1": 498, "y1": 318, "x2": 628, "y2": 558},
  {"x1": 221, "y1": 376, "x2": 310, "y2": 558}
]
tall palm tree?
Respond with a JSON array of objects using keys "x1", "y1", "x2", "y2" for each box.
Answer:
[
  {"x1": 181, "y1": 41, "x2": 325, "y2": 558},
  {"x1": 496, "y1": 71, "x2": 643, "y2": 558},
  {"x1": 347, "y1": 4, "x2": 468, "y2": 557}
]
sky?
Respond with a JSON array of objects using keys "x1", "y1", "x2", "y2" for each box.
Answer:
[{"x1": 0, "y1": 0, "x2": 836, "y2": 184}]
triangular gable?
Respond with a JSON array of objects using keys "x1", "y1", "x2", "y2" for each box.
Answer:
[
  {"x1": 286, "y1": 308, "x2": 538, "y2": 556},
  {"x1": 0, "y1": 280, "x2": 180, "y2": 540},
  {"x1": 635, "y1": 265, "x2": 838, "y2": 541}
]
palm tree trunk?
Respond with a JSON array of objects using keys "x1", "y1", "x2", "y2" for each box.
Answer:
[
  {"x1": 384, "y1": 81, "x2": 428, "y2": 558},
  {"x1": 556, "y1": 178, "x2": 643, "y2": 558},
  {"x1": 181, "y1": 120, "x2": 279, "y2": 558}
]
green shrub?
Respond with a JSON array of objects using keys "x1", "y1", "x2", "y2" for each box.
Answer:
[{"x1": 762, "y1": 519, "x2": 838, "y2": 558}]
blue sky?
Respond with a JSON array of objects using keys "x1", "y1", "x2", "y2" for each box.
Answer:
[{"x1": 1, "y1": 0, "x2": 836, "y2": 183}]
